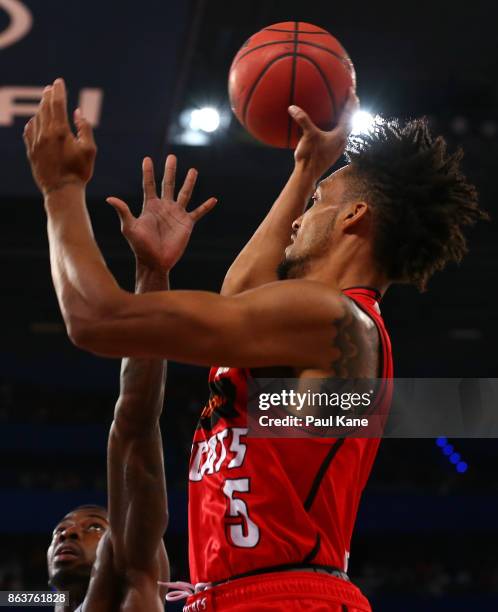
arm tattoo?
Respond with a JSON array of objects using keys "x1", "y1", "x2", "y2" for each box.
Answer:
[{"x1": 331, "y1": 300, "x2": 378, "y2": 378}]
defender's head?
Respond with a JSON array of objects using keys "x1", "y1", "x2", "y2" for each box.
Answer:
[
  {"x1": 47, "y1": 505, "x2": 108, "y2": 591},
  {"x1": 279, "y1": 118, "x2": 488, "y2": 290}
]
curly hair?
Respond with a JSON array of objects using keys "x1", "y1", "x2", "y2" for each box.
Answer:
[{"x1": 345, "y1": 118, "x2": 488, "y2": 291}]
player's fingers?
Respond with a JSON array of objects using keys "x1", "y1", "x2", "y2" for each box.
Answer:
[
  {"x1": 33, "y1": 112, "x2": 40, "y2": 142},
  {"x1": 23, "y1": 117, "x2": 35, "y2": 153},
  {"x1": 189, "y1": 197, "x2": 218, "y2": 222},
  {"x1": 161, "y1": 154, "x2": 177, "y2": 200},
  {"x1": 39, "y1": 86, "x2": 53, "y2": 130},
  {"x1": 142, "y1": 156, "x2": 157, "y2": 201},
  {"x1": 177, "y1": 168, "x2": 198, "y2": 209},
  {"x1": 106, "y1": 197, "x2": 135, "y2": 229},
  {"x1": 74, "y1": 108, "x2": 96, "y2": 149},
  {"x1": 51, "y1": 78, "x2": 70, "y2": 129},
  {"x1": 288, "y1": 105, "x2": 318, "y2": 134}
]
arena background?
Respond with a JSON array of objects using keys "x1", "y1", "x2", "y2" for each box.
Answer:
[{"x1": 1, "y1": 1, "x2": 497, "y2": 610}]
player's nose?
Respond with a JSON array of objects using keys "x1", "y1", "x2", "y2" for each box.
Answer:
[
  {"x1": 291, "y1": 216, "x2": 302, "y2": 232},
  {"x1": 59, "y1": 525, "x2": 80, "y2": 540}
]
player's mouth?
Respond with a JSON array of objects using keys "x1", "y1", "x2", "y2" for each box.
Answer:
[
  {"x1": 286, "y1": 233, "x2": 297, "y2": 249},
  {"x1": 54, "y1": 543, "x2": 81, "y2": 562}
]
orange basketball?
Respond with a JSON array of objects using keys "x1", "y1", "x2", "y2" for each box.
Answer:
[{"x1": 228, "y1": 21, "x2": 356, "y2": 148}]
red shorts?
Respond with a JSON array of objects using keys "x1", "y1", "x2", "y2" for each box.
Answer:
[{"x1": 183, "y1": 571, "x2": 372, "y2": 612}]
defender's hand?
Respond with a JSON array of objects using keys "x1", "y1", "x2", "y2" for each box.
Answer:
[
  {"x1": 107, "y1": 155, "x2": 217, "y2": 272},
  {"x1": 23, "y1": 78, "x2": 96, "y2": 195},
  {"x1": 289, "y1": 88, "x2": 359, "y2": 179}
]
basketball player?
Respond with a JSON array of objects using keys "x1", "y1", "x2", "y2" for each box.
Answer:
[
  {"x1": 24, "y1": 78, "x2": 486, "y2": 611},
  {"x1": 44, "y1": 149, "x2": 216, "y2": 610}
]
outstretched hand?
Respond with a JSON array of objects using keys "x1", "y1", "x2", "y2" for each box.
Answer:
[
  {"x1": 23, "y1": 78, "x2": 96, "y2": 195},
  {"x1": 288, "y1": 88, "x2": 359, "y2": 179},
  {"x1": 107, "y1": 155, "x2": 217, "y2": 273}
]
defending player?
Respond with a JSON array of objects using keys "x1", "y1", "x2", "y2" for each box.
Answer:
[
  {"x1": 45, "y1": 153, "x2": 215, "y2": 611},
  {"x1": 25, "y1": 79, "x2": 486, "y2": 611}
]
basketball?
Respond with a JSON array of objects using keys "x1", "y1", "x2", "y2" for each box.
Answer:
[{"x1": 228, "y1": 21, "x2": 356, "y2": 148}]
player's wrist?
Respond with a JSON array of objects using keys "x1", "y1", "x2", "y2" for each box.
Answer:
[
  {"x1": 43, "y1": 178, "x2": 87, "y2": 198},
  {"x1": 293, "y1": 159, "x2": 321, "y2": 182},
  {"x1": 43, "y1": 181, "x2": 87, "y2": 214},
  {"x1": 135, "y1": 261, "x2": 169, "y2": 292}
]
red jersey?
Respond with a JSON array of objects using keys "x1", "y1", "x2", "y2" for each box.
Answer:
[{"x1": 188, "y1": 287, "x2": 393, "y2": 585}]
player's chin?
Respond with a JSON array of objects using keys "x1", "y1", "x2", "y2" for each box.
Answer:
[
  {"x1": 283, "y1": 244, "x2": 293, "y2": 259},
  {"x1": 51, "y1": 554, "x2": 87, "y2": 573},
  {"x1": 49, "y1": 561, "x2": 92, "y2": 586}
]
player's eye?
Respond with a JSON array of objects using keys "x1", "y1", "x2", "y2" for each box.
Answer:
[
  {"x1": 87, "y1": 523, "x2": 105, "y2": 531},
  {"x1": 307, "y1": 195, "x2": 317, "y2": 209}
]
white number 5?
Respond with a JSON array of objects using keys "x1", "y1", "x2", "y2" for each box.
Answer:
[{"x1": 223, "y1": 478, "x2": 260, "y2": 548}]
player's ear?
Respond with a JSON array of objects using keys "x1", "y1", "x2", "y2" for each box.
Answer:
[{"x1": 342, "y1": 201, "x2": 369, "y2": 231}]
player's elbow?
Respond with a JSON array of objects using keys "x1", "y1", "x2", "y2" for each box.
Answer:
[
  {"x1": 66, "y1": 289, "x2": 129, "y2": 353},
  {"x1": 67, "y1": 315, "x2": 101, "y2": 351}
]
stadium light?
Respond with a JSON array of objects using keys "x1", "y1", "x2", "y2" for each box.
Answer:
[
  {"x1": 190, "y1": 107, "x2": 221, "y2": 133},
  {"x1": 351, "y1": 110, "x2": 377, "y2": 136}
]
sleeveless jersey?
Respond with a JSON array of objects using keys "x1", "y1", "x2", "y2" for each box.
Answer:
[{"x1": 188, "y1": 287, "x2": 393, "y2": 584}]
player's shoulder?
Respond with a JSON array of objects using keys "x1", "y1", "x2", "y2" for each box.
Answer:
[
  {"x1": 246, "y1": 278, "x2": 359, "y2": 318},
  {"x1": 274, "y1": 280, "x2": 381, "y2": 342}
]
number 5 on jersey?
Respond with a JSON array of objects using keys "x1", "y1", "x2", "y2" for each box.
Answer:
[{"x1": 223, "y1": 478, "x2": 260, "y2": 548}]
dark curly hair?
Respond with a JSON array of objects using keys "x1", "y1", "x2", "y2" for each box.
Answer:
[{"x1": 345, "y1": 118, "x2": 488, "y2": 291}]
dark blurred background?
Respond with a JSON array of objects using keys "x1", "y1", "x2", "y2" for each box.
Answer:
[{"x1": 1, "y1": 1, "x2": 497, "y2": 610}]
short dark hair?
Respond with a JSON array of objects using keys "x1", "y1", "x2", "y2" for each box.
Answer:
[
  {"x1": 63, "y1": 504, "x2": 108, "y2": 519},
  {"x1": 345, "y1": 118, "x2": 489, "y2": 291}
]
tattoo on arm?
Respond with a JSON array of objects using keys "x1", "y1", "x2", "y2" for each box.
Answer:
[{"x1": 331, "y1": 307, "x2": 361, "y2": 378}]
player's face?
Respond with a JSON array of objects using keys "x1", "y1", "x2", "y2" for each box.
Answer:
[
  {"x1": 278, "y1": 167, "x2": 349, "y2": 279},
  {"x1": 47, "y1": 508, "x2": 108, "y2": 587}
]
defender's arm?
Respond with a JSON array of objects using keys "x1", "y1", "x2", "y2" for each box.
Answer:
[{"x1": 107, "y1": 266, "x2": 169, "y2": 581}]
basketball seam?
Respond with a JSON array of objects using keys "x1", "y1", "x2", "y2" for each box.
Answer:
[
  {"x1": 287, "y1": 21, "x2": 299, "y2": 148},
  {"x1": 301, "y1": 53, "x2": 338, "y2": 123},
  {"x1": 241, "y1": 54, "x2": 293, "y2": 127},
  {"x1": 232, "y1": 39, "x2": 347, "y2": 71},
  {"x1": 241, "y1": 52, "x2": 339, "y2": 141},
  {"x1": 265, "y1": 28, "x2": 330, "y2": 34}
]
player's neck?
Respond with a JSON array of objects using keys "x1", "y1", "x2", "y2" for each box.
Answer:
[
  {"x1": 53, "y1": 584, "x2": 87, "y2": 612},
  {"x1": 304, "y1": 246, "x2": 389, "y2": 297}
]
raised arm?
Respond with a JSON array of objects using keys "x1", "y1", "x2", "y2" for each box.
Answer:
[
  {"x1": 106, "y1": 264, "x2": 169, "y2": 601},
  {"x1": 79, "y1": 153, "x2": 217, "y2": 610},
  {"x1": 221, "y1": 91, "x2": 359, "y2": 296},
  {"x1": 23, "y1": 79, "x2": 216, "y2": 342}
]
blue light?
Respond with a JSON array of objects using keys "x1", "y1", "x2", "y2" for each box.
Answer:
[
  {"x1": 449, "y1": 452, "x2": 461, "y2": 464},
  {"x1": 435, "y1": 438, "x2": 469, "y2": 473}
]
